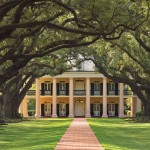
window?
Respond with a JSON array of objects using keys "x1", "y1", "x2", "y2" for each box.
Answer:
[
  {"x1": 77, "y1": 63, "x2": 83, "y2": 70},
  {"x1": 108, "y1": 104, "x2": 115, "y2": 111},
  {"x1": 44, "y1": 82, "x2": 51, "y2": 90},
  {"x1": 94, "y1": 82, "x2": 100, "y2": 91},
  {"x1": 59, "y1": 103, "x2": 66, "y2": 116},
  {"x1": 108, "y1": 83, "x2": 115, "y2": 91},
  {"x1": 59, "y1": 82, "x2": 66, "y2": 90}
]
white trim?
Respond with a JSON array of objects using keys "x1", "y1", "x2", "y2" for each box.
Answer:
[{"x1": 42, "y1": 72, "x2": 105, "y2": 78}]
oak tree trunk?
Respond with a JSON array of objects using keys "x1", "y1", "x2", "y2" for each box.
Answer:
[
  {"x1": 0, "y1": 95, "x2": 19, "y2": 118},
  {"x1": 143, "y1": 100, "x2": 150, "y2": 117}
]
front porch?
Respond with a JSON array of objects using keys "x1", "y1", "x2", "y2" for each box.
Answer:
[{"x1": 20, "y1": 96, "x2": 141, "y2": 118}]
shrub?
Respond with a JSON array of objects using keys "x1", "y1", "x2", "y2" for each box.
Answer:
[
  {"x1": 134, "y1": 116, "x2": 150, "y2": 123},
  {"x1": 28, "y1": 110, "x2": 35, "y2": 116},
  {"x1": 126, "y1": 110, "x2": 131, "y2": 117},
  {"x1": 16, "y1": 113, "x2": 23, "y2": 119},
  {"x1": 136, "y1": 111, "x2": 144, "y2": 117}
]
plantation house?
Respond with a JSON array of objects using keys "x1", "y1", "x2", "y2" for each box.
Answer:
[{"x1": 19, "y1": 61, "x2": 142, "y2": 118}]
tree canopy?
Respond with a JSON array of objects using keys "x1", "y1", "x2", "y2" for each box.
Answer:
[{"x1": 0, "y1": 0, "x2": 150, "y2": 118}]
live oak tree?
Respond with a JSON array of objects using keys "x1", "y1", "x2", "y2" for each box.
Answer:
[
  {"x1": 77, "y1": 31, "x2": 150, "y2": 116},
  {"x1": 0, "y1": 49, "x2": 80, "y2": 118},
  {"x1": 0, "y1": 0, "x2": 149, "y2": 117},
  {"x1": 0, "y1": 0, "x2": 149, "y2": 85},
  {"x1": 0, "y1": 0, "x2": 98, "y2": 118}
]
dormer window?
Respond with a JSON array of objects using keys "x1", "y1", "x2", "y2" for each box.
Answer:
[{"x1": 77, "y1": 62, "x2": 83, "y2": 70}]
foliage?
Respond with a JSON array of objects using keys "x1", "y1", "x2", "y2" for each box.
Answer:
[
  {"x1": 0, "y1": 0, "x2": 149, "y2": 86},
  {"x1": 15, "y1": 113, "x2": 23, "y2": 119},
  {"x1": 126, "y1": 110, "x2": 131, "y2": 117},
  {"x1": 124, "y1": 98, "x2": 131, "y2": 111},
  {"x1": 28, "y1": 110, "x2": 35, "y2": 116},
  {"x1": 0, "y1": 48, "x2": 80, "y2": 118},
  {"x1": 133, "y1": 116, "x2": 150, "y2": 123},
  {"x1": 74, "y1": 26, "x2": 150, "y2": 116},
  {"x1": 27, "y1": 98, "x2": 35, "y2": 111},
  {"x1": 136, "y1": 111, "x2": 144, "y2": 117},
  {"x1": 0, "y1": 0, "x2": 149, "y2": 118}
]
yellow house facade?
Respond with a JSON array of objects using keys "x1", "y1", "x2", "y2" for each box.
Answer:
[{"x1": 20, "y1": 71, "x2": 142, "y2": 118}]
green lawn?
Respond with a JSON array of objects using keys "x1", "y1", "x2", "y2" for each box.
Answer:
[
  {"x1": 88, "y1": 118, "x2": 150, "y2": 150},
  {"x1": 0, "y1": 118, "x2": 72, "y2": 150}
]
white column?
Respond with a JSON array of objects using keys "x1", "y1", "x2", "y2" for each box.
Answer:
[
  {"x1": 52, "y1": 77, "x2": 57, "y2": 118},
  {"x1": 131, "y1": 97, "x2": 137, "y2": 117},
  {"x1": 19, "y1": 101, "x2": 23, "y2": 115},
  {"x1": 131, "y1": 98, "x2": 134, "y2": 117},
  {"x1": 35, "y1": 78, "x2": 41, "y2": 118},
  {"x1": 119, "y1": 83, "x2": 124, "y2": 117},
  {"x1": 136, "y1": 97, "x2": 142, "y2": 112},
  {"x1": 23, "y1": 98, "x2": 28, "y2": 117},
  {"x1": 85, "y1": 77, "x2": 91, "y2": 118},
  {"x1": 102, "y1": 77, "x2": 108, "y2": 117},
  {"x1": 69, "y1": 78, "x2": 74, "y2": 117}
]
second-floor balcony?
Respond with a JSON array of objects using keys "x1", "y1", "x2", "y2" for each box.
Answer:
[
  {"x1": 91, "y1": 90, "x2": 102, "y2": 96},
  {"x1": 107, "y1": 90, "x2": 119, "y2": 96},
  {"x1": 74, "y1": 90, "x2": 86, "y2": 96},
  {"x1": 41, "y1": 90, "x2": 52, "y2": 95},
  {"x1": 26, "y1": 90, "x2": 36, "y2": 95},
  {"x1": 58, "y1": 90, "x2": 69, "y2": 96},
  {"x1": 26, "y1": 90, "x2": 134, "y2": 96},
  {"x1": 124, "y1": 90, "x2": 133, "y2": 95}
]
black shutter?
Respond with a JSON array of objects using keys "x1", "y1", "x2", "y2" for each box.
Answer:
[
  {"x1": 57, "y1": 104, "x2": 59, "y2": 116},
  {"x1": 100, "y1": 83, "x2": 103, "y2": 95},
  {"x1": 91, "y1": 83, "x2": 94, "y2": 95},
  {"x1": 115, "y1": 104, "x2": 118, "y2": 116},
  {"x1": 66, "y1": 104, "x2": 69, "y2": 116},
  {"x1": 115, "y1": 83, "x2": 118, "y2": 95},
  {"x1": 90, "y1": 104, "x2": 93, "y2": 117},
  {"x1": 51, "y1": 104, "x2": 53, "y2": 115},
  {"x1": 107, "y1": 83, "x2": 109, "y2": 95},
  {"x1": 107, "y1": 104, "x2": 109, "y2": 116},
  {"x1": 100, "y1": 104, "x2": 103, "y2": 116},
  {"x1": 51, "y1": 83, "x2": 53, "y2": 95},
  {"x1": 41, "y1": 104, "x2": 45, "y2": 116},
  {"x1": 66, "y1": 83, "x2": 69, "y2": 95},
  {"x1": 41, "y1": 83, "x2": 45, "y2": 95},
  {"x1": 57, "y1": 83, "x2": 59, "y2": 95}
]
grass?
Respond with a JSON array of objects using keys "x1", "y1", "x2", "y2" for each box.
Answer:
[
  {"x1": 88, "y1": 118, "x2": 150, "y2": 150},
  {"x1": 0, "y1": 118, "x2": 72, "y2": 150}
]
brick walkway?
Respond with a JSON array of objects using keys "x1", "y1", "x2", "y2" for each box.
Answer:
[{"x1": 55, "y1": 118, "x2": 104, "y2": 150}]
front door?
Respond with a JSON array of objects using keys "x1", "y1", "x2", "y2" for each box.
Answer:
[
  {"x1": 44, "y1": 103, "x2": 51, "y2": 116},
  {"x1": 108, "y1": 104, "x2": 115, "y2": 116},
  {"x1": 59, "y1": 103, "x2": 66, "y2": 116},
  {"x1": 93, "y1": 103, "x2": 100, "y2": 116},
  {"x1": 75, "y1": 102, "x2": 85, "y2": 116}
]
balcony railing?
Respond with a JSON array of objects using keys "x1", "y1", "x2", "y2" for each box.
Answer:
[
  {"x1": 124, "y1": 90, "x2": 133, "y2": 95},
  {"x1": 43, "y1": 90, "x2": 52, "y2": 95},
  {"x1": 107, "y1": 90, "x2": 119, "y2": 96},
  {"x1": 107, "y1": 90, "x2": 133, "y2": 96},
  {"x1": 94, "y1": 91, "x2": 102, "y2": 95},
  {"x1": 26, "y1": 90, "x2": 134, "y2": 96},
  {"x1": 59, "y1": 90, "x2": 69, "y2": 96},
  {"x1": 74, "y1": 90, "x2": 86, "y2": 95},
  {"x1": 91, "y1": 91, "x2": 103, "y2": 96},
  {"x1": 26, "y1": 90, "x2": 36, "y2": 95}
]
